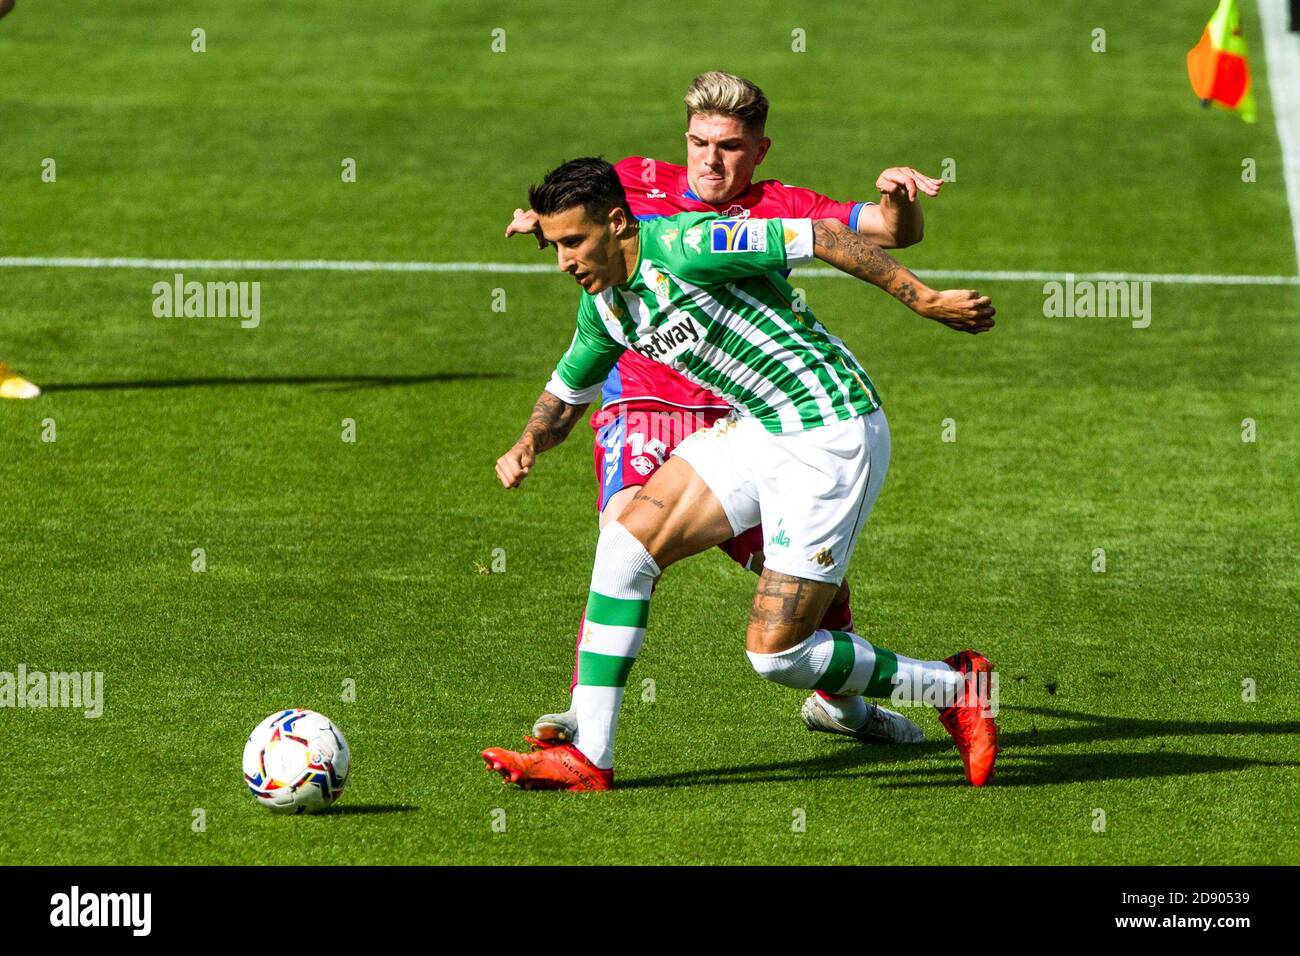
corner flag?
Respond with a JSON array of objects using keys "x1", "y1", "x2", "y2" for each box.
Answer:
[{"x1": 1187, "y1": 0, "x2": 1258, "y2": 123}]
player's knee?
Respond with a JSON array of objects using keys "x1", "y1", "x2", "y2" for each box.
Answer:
[
  {"x1": 597, "y1": 520, "x2": 661, "y2": 582},
  {"x1": 745, "y1": 631, "x2": 825, "y2": 689}
]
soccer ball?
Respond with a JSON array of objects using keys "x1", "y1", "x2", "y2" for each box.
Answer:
[{"x1": 242, "y1": 709, "x2": 351, "y2": 814}]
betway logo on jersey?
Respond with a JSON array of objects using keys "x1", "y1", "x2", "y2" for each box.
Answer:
[
  {"x1": 631, "y1": 312, "x2": 701, "y2": 364},
  {"x1": 711, "y1": 218, "x2": 766, "y2": 253}
]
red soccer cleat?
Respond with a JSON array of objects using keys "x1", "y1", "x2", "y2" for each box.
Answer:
[
  {"x1": 937, "y1": 650, "x2": 999, "y2": 787},
  {"x1": 481, "y1": 740, "x2": 613, "y2": 791}
]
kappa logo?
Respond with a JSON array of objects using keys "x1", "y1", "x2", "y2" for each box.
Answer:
[
  {"x1": 810, "y1": 547, "x2": 835, "y2": 568},
  {"x1": 683, "y1": 226, "x2": 703, "y2": 254},
  {"x1": 658, "y1": 227, "x2": 680, "y2": 251},
  {"x1": 711, "y1": 218, "x2": 765, "y2": 254}
]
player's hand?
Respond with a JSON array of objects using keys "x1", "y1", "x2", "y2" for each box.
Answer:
[
  {"x1": 917, "y1": 289, "x2": 996, "y2": 333},
  {"x1": 505, "y1": 207, "x2": 545, "y2": 249},
  {"x1": 875, "y1": 167, "x2": 943, "y2": 202},
  {"x1": 495, "y1": 442, "x2": 536, "y2": 488}
]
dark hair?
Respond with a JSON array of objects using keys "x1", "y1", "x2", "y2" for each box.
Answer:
[{"x1": 528, "y1": 157, "x2": 633, "y2": 222}]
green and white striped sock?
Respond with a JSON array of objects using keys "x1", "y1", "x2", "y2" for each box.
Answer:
[
  {"x1": 748, "y1": 629, "x2": 962, "y2": 705},
  {"x1": 572, "y1": 522, "x2": 660, "y2": 769}
]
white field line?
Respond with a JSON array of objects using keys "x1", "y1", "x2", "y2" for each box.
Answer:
[
  {"x1": 0, "y1": 256, "x2": 1297, "y2": 286},
  {"x1": 1258, "y1": 0, "x2": 1300, "y2": 275}
]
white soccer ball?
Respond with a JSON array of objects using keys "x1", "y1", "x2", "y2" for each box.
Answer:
[{"x1": 242, "y1": 709, "x2": 351, "y2": 814}]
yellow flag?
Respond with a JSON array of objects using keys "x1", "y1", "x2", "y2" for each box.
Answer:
[{"x1": 1187, "y1": 0, "x2": 1257, "y2": 123}]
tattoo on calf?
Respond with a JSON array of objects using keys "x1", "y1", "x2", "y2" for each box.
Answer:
[{"x1": 748, "y1": 570, "x2": 823, "y2": 632}]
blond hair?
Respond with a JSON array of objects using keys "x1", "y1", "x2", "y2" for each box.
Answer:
[{"x1": 684, "y1": 72, "x2": 769, "y2": 135}]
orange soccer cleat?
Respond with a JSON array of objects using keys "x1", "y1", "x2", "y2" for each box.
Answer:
[
  {"x1": 481, "y1": 738, "x2": 613, "y2": 792},
  {"x1": 938, "y1": 650, "x2": 1000, "y2": 787}
]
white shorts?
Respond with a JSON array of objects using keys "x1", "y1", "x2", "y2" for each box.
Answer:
[{"x1": 672, "y1": 409, "x2": 890, "y2": 585}]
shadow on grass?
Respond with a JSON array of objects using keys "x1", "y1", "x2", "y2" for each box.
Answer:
[
  {"x1": 617, "y1": 706, "x2": 1300, "y2": 791},
  {"x1": 313, "y1": 804, "x2": 420, "y2": 816},
  {"x1": 40, "y1": 372, "x2": 504, "y2": 393}
]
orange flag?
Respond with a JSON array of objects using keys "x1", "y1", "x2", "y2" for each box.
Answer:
[{"x1": 1187, "y1": 0, "x2": 1257, "y2": 122}]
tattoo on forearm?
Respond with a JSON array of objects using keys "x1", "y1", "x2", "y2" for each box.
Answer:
[
  {"x1": 520, "y1": 390, "x2": 585, "y2": 454},
  {"x1": 813, "y1": 219, "x2": 925, "y2": 308}
]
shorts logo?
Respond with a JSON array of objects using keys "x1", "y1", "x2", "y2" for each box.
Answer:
[
  {"x1": 710, "y1": 218, "x2": 766, "y2": 254},
  {"x1": 629, "y1": 455, "x2": 655, "y2": 476},
  {"x1": 769, "y1": 519, "x2": 790, "y2": 549},
  {"x1": 810, "y1": 547, "x2": 835, "y2": 568}
]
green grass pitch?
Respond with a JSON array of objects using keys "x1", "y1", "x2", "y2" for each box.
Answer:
[{"x1": 1, "y1": 1, "x2": 1298, "y2": 865}]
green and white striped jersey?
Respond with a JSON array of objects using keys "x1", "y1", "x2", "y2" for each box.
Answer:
[{"x1": 545, "y1": 212, "x2": 881, "y2": 434}]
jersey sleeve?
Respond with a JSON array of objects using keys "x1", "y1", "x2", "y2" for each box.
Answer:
[
  {"x1": 778, "y1": 183, "x2": 874, "y2": 232},
  {"x1": 652, "y1": 213, "x2": 814, "y2": 284},
  {"x1": 545, "y1": 294, "x2": 625, "y2": 405}
]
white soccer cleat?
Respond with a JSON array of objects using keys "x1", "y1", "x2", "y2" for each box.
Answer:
[
  {"x1": 0, "y1": 365, "x2": 40, "y2": 400},
  {"x1": 531, "y1": 708, "x2": 578, "y2": 743},
  {"x1": 801, "y1": 694, "x2": 925, "y2": 744}
]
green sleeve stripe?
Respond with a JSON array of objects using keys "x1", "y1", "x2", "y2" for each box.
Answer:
[
  {"x1": 556, "y1": 295, "x2": 625, "y2": 390},
  {"x1": 585, "y1": 591, "x2": 650, "y2": 628},
  {"x1": 863, "y1": 646, "x2": 900, "y2": 698},
  {"x1": 812, "y1": 631, "x2": 858, "y2": 693},
  {"x1": 578, "y1": 650, "x2": 637, "y2": 687}
]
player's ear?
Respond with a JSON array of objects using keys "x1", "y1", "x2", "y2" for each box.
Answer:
[
  {"x1": 608, "y1": 206, "x2": 631, "y2": 237},
  {"x1": 753, "y1": 136, "x2": 772, "y2": 166}
]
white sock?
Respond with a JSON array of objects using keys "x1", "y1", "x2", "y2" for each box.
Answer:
[
  {"x1": 815, "y1": 693, "x2": 870, "y2": 727},
  {"x1": 572, "y1": 522, "x2": 660, "y2": 769}
]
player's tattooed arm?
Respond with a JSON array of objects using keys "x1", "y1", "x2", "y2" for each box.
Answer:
[
  {"x1": 495, "y1": 389, "x2": 588, "y2": 489},
  {"x1": 521, "y1": 389, "x2": 586, "y2": 453},
  {"x1": 811, "y1": 219, "x2": 996, "y2": 334}
]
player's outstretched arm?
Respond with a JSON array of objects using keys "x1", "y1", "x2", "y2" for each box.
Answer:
[
  {"x1": 812, "y1": 219, "x2": 995, "y2": 334},
  {"x1": 855, "y1": 166, "x2": 942, "y2": 248},
  {"x1": 495, "y1": 389, "x2": 589, "y2": 488}
]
